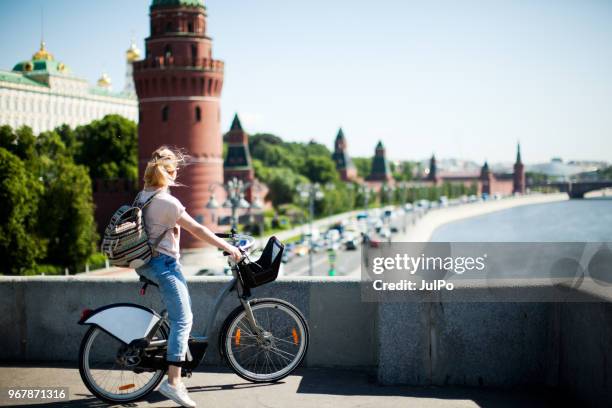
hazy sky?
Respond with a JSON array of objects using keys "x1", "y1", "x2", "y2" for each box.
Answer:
[{"x1": 1, "y1": 0, "x2": 611, "y2": 164}]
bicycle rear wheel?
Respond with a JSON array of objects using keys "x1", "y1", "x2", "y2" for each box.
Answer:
[
  {"x1": 78, "y1": 325, "x2": 167, "y2": 403},
  {"x1": 220, "y1": 298, "x2": 309, "y2": 382}
]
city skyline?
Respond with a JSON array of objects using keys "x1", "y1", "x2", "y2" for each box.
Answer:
[{"x1": 1, "y1": 0, "x2": 611, "y2": 164}]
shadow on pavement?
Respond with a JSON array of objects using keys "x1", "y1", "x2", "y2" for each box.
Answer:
[
  {"x1": 294, "y1": 368, "x2": 575, "y2": 408},
  {"x1": 186, "y1": 381, "x2": 283, "y2": 394}
]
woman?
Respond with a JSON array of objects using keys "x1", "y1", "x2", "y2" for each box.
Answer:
[{"x1": 135, "y1": 146, "x2": 241, "y2": 408}]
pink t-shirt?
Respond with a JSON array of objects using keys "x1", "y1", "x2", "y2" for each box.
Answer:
[{"x1": 138, "y1": 187, "x2": 186, "y2": 260}]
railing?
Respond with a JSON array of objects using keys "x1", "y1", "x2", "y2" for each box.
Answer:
[{"x1": 133, "y1": 56, "x2": 224, "y2": 73}]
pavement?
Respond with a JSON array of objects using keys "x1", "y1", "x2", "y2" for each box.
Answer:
[{"x1": 0, "y1": 364, "x2": 571, "y2": 408}]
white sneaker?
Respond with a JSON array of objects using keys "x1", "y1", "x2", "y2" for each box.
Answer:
[{"x1": 158, "y1": 379, "x2": 196, "y2": 407}]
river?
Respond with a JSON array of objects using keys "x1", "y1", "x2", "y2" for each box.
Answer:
[{"x1": 430, "y1": 197, "x2": 612, "y2": 242}]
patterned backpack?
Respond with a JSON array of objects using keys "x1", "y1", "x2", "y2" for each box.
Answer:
[{"x1": 100, "y1": 191, "x2": 166, "y2": 268}]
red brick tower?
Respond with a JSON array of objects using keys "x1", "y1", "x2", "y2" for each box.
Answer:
[
  {"x1": 133, "y1": 0, "x2": 224, "y2": 248},
  {"x1": 513, "y1": 143, "x2": 525, "y2": 194}
]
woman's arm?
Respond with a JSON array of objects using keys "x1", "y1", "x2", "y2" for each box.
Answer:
[{"x1": 177, "y1": 211, "x2": 242, "y2": 261}]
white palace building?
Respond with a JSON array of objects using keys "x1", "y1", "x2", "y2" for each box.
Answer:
[{"x1": 0, "y1": 41, "x2": 139, "y2": 135}]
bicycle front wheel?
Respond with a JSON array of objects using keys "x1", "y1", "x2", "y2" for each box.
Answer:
[{"x1": 221, "y1": 298, "x2": 309, "y2": 382}]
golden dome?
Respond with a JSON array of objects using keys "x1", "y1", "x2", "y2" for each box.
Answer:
[
  {"x1": 32, "y1": 41, "x2": 54, "y2": 61},
  {"x1": 126, "y1": 40, "x2": 141, "y2": 63},
  {"x1": 97, "y1": 72, "x2": 112, "y2": 88}
]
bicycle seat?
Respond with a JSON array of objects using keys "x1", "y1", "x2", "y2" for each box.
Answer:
[{"x1": 139, "y1": 275, "x2": 159, "y2": 288}]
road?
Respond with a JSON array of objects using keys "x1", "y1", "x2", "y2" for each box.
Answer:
[
  {"x1": 280, "y1": 211, "x2": 414, "y2": 277},
  {"x1": 282, "y1": 247, "x2": 362, "y2": 277}
]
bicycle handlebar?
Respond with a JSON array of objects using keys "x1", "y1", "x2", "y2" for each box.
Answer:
[{"x1": 215, "y1": 232, "x2": 257, "y2": 254}]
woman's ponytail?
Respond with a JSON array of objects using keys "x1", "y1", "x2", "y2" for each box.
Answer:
[{"x1": 143, "y1": 146, "x2": 188, "y2": 188}]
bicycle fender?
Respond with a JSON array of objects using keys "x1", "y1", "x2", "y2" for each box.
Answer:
[{"x1": 79, "y1": 303, "x2": 161, "y2": 345}]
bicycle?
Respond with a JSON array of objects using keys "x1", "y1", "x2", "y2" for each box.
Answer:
[{"x1": 77, "y1": 232, "x2": 309, "y2": 404}]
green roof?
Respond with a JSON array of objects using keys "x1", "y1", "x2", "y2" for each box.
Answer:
[
  {"x1": 151, "y1": 0, "x2": 204, "y2": 8},
  {"x1": 12, "y1": 59, "x2": 71, "y2": 75},
  {"x1": 0, "y1": 70, "x2": 46, "y2": 87}
]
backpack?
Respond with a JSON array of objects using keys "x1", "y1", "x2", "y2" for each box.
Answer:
[{"x1": 100, "y1": 191, "x2": 167, "y2": 269}]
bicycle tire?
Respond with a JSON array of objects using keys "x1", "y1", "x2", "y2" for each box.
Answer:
[
  {"x1": 78, "y1": 325, "x2": 168, "y2": 404},
  {"x1": 219, "y1": 298, "x2": 309, "y2": 383}
]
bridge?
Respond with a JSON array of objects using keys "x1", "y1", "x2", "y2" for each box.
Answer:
[{"x1": 528, "y1": 180, "x2": 612, "y2": 198}]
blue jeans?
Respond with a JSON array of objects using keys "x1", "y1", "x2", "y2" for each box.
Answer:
[{"x1": 136, "y1": 253, "x2": 193, "y2": 364}]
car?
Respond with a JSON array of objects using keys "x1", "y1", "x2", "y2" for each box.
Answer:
[
  {"x1": 403, "y1": 203, "x2": 413, "y2": 212},
  {"x1": 416, "y1": 199, "x2": 430, "y2": 209},
  {"x1": 390, "y1": 226, "x2": 399, "y2": 233},
  {"x1": 379, "y1": 227, "x2": 391, "y2": 239},
  {"x1": 326, "y1": 229, "x2": 341, "y2": 243},
  {"x1": 345, "y1": 238, "x2": 358, "y2": 250},
  {"x1": 294, "y1": 245, "x2": 309, "y2": 257}
]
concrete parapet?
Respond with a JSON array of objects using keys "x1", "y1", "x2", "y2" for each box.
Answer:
[{"x1": 0, "y1": 276, "x2": 610, "y2": 406}]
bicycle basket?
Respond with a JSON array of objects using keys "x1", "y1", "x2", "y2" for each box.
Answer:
[{"x1": 238, "y1": 236, "x2": 284, "y2": 288}]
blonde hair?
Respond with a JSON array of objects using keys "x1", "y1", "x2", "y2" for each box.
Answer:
[{"x1": 143, "y1": 146, "x2": 188, "y2": 188}]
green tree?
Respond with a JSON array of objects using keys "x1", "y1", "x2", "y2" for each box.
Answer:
[
  {"x1": 36, "y1": 132, "x2": 98, "y2": 271},
  {"x1": 74, "y1": 114, "x2": 138, "y2": 180},
  {"x1": 0, "y1": 148, "x2": 45, "y2": 275},
  {"x1": 0, "y1": 125, "x2": 37, "y2": 164},
  {"x1": 264, "y1": 168, "x2": 308, "y2": 207},
  {"x1": 301, "y1": 155, "x2": 339, "y2": 184},
  {"x1": 352, "y1": 157, "x2": 371, "y2": 179},
  {"x1": 393, "y1": 161, "x2": 414, "y2": 181}
]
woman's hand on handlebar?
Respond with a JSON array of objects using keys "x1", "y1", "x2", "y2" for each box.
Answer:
[{"x1": 225, "y1": 245, "x2": 243, "y2": 263}]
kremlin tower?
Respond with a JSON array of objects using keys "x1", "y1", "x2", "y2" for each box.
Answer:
[
  {"x1": 427, "y1": 154, "x2": 438, "y2": 184},
  {"x1": 367, "y1": 141, "x2": 393, "y2": 183},
  {"x1": 331, "y1": 128, "x2": 358, "y2": 182},
  {"x1": 480, "y1": 161, "x2": 492, "y2": 196},
  {"x1": 513, "y1": 143, "x2": 525, "y2": 194},
  {"x1": 133, "y1": 0, "x2": 224, "y2": 248},
  {"x1": 223, "y1": 114, "x2": 255, "y2": 199}
]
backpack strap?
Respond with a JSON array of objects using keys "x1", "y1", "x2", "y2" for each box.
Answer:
[
  {"x1": 151, "y1": 227, "x2": 172, "y2": 250},
  {"x1": 135, "y1": 189, "x2": 173, "y2": 251},
  {"x1": 133, "y1": 189, "x2": 162, "y2": 209}
]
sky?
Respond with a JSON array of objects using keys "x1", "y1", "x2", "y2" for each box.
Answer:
[{"x1": 1, "y1": 0, "x2": 611, "y2": 165}]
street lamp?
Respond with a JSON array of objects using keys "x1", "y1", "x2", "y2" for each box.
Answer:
[
  {"x1": 349, "y1": 183, "x2": 373, "y2": 213},
  {"x1": 206, "y1": 177, "x2": 252, "y2": 233},
  {"x1": 297, "y1": 183, "x2": 324, "y2": 276},
  {"x1": 398, "y1": 182, "x2": 409, "y2": 233},
  {"x1": 248, "y1": 184, "x2": 266, "y2": 245}
]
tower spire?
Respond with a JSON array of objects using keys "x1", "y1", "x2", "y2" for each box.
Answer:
[{"x1": 230, "y1": 114, "x2": 243, "y2": 131}]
